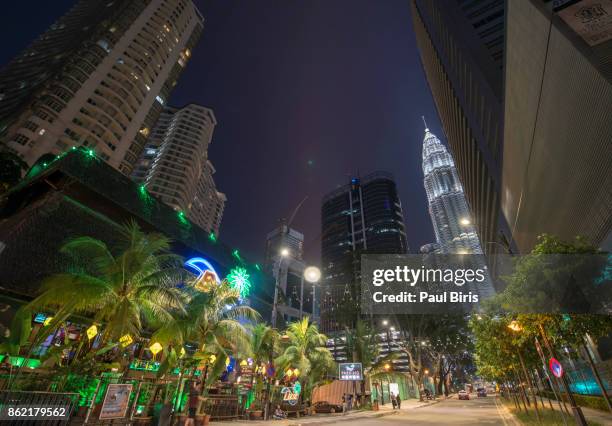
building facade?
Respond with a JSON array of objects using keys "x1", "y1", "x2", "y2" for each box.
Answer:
[
  {"x1": 320, "y1": 172, "x2": 409, "y2": 333},
  {"x1": 264, "y1": 224, "x2": 317, "y2": 325},
  {"x1": 502, "y1": 0, "x2": 612, "y2": 251},
  {"x1": 0, "y1": 0, "x2": 203, "y2": 176},
  {"x1": 410, "y1": 0, "x2": 510, "y2": 255},
  {"x1": 132, "y1": 103, "x2": 225, "y2": 236}
]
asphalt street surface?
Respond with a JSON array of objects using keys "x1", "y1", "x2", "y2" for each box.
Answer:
[{"x1": 356, "y1": 395, "x2": 510, "y2": 425}]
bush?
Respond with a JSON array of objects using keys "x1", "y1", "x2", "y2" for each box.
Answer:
[{"x1": 538, "y1": 391, "x2": 609, "y2": 413}]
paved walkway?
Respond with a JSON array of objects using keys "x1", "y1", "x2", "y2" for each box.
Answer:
[{"x1": 216, "y1": 398, "x2": 443, "y2": 426}]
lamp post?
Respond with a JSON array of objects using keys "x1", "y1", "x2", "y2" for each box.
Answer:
[
  {"x1": 303, "y1": 266, "x2": 321, "y2": 320},
  {"x1": 271, "y1": 247, "x2": 290, "y2": 328}
]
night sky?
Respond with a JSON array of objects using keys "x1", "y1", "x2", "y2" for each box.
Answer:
[{"x1": 1, "y1": 1, "x2": 445, "y2": 264}]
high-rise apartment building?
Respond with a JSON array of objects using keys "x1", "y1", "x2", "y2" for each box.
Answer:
[
  {"x1": 0, "y1": 0, "x2": 203, "y2": 176},
  {"x1": 190, "y1": 162, "x2": 226, "y2": 237},
  {"x1": 132, "y1": 103, "x2": 226, "y2": 236},
  {"x1": 422, "y1": 124, "x2": 482, "y2": 255},
  {"x1": 410, "y1": 0, "x2": 509, "y2": 255},
  {"x1": 320, "y1": 172, "x2": 409, "y2": 333}
]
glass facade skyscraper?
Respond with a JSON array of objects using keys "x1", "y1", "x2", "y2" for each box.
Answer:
[
  {"x1": 320, "y1": 172, "x2": 408, "y2": 333},
  {"x1": 422, "y1": 125, "x2": 482, "y2": 255}
]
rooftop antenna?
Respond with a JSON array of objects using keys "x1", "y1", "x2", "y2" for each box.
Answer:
[{"x1": 422, "y1": 116, "x2": 429, "y2": 131}]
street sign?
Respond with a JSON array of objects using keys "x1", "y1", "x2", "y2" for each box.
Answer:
[
  {"x1": 339, "y1": 363, "x2": 363, "y2": 381},
  {"x1": 549, "y1": 357, "x2": 564, "y2": 378}
]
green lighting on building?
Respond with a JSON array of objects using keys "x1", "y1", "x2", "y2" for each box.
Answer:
[
  {"x1": 226, "y1": 266, "x2": 252, "y2": 298},
  {"x1": 255, "y1": 263, "x2": 261, "y2": 271},
  {"x1": 209, "y1": 232, "x2": 217, "y2": 243},
  {"x1": 232, "y1": 249, "x2": 241, "y2": 261}
]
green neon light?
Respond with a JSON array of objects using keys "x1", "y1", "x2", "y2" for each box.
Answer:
[
  {"x1": 232, "y1": 249, "x2": 241, "y2": 261},
  {"x1": 227, "y1": 267, "x2": 252, "y2": 298},
  {"x1": 255, "y1": 264, "x2": 261, "y2": 271},
  {"x1": 0, "y1": 355, "x2": 41, "y2": 369},
  {"x1": 209, "y1": 232, "x2": 217, "y2": 243},
  {"x1": 87, "y1": 149, "x2": 95, "y2": 157}
]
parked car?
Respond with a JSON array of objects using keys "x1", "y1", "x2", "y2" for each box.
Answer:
[
  {"x1": 477, "y1": 388, "x2": 487, "y2": 397},
  {"x1": 313, "y1": 401, "x2": 343, "y2": 413},
  {"x1": 458, "y1": 390, "x2": 470, "y2": 400}
]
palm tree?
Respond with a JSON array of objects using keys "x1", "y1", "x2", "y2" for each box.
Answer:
[
  {"x1": 345, "y1": 319, "x2": 379, "y2": 399},
  {"x1": 152, "y1": 279, "x2": 260, "y2": 387},
  {"x1": 27, "y1": 221, "x2": 187, "y2": 345},
  {"x1": 276, "y1": 317, "x2": 335, "y2": 401}
]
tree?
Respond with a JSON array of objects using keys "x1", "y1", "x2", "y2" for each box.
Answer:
[
  {"x1": 152, "y1": 279, "x2": 260, "y2": 387},
  {"x1": 276, "y1": 317, "x2": 335, "y2": 400},
  {"x1": 27, "y1": 221, "x2": 187, "y2": 347}
]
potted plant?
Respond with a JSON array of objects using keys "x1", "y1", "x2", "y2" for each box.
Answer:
[{"x1": 247, "y1": 400, "x2": 263, "y2": 419}]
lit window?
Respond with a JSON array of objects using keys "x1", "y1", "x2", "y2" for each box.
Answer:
[{"x1": 38, "y1": 128, "x2": 46, "y2": 136}]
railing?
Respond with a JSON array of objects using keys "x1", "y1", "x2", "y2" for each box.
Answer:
[{"x1": 0, "y1": 390, "x2": 79, "y2": 425}]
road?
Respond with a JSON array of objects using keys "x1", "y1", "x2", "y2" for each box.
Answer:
[{"x1": 359, "y1": 395, "x2": 512, "y2": 425}]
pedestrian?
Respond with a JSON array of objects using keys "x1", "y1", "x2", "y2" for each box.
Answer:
[
  {"x1": 396, "y1": 393, "x2": 401, "y2": 409},
  {"x1": 347, "y1": 394, "x2": 353, "y2": 411},
  {"x1": 185, "y1": 380, "x2": 201, "y2": 426},
  {"x1": 342, "y1": 395, "x2": 347, "y2": 415}
]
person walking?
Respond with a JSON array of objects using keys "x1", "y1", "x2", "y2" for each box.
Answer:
[
  {"x1": 396, "y1": 393, "x2": 401, "y2": 409},
  {"x1": 185, "y1": 380, "x2": 202, "y2": 426},
  {"x1": 342, "y1": 395, "x2": 347, "y2": 415},
  {"x1": 390, "y1": 392, "x2": 397, "y2": 409}
]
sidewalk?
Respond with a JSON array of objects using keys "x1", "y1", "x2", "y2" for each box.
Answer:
[
  {"x1": 216, "y1": 398, "x2": 443, "y2": 426},
  {"x1": 500, "y1": 397, "x2": 612, "y2": 426}
]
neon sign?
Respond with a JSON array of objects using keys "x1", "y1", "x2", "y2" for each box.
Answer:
[{"x1": 185, "y1": 257, "x2": 221, "y2": 291}]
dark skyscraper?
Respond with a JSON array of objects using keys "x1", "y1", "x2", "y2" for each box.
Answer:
[
  {"x1": 320, "y1": 172, "x2": 409, "y2": 333},
  {"x1": 410, "y1": 0, "x2": 509, "y2": 255}
]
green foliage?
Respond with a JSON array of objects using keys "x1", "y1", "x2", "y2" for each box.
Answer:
[
  {"x1": 0, "y1": 307, "x2": 33, "y2": 356},
  {"x1": 27, "y1": 220, "x2": 188, "y2": 343},
  {"x1": 470, "y1": 234, "x2": 612, "y2": 381},
  {"x1": 276, "y1": 317, "x2": 335, "y2": 397}
]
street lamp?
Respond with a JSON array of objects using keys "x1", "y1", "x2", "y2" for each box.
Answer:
[
  {"x1": 382, "y1": 320, "x2": 388, "y2": 326},
  {"x1": 303, "y1": 266, "x2": 321, "y2": 321},
  {"x1": 460, "y1": 218, "x2": 471, "y2": 226},
  {"x1": 271, "y1": 247, "x2": 290, "y2": 328}
]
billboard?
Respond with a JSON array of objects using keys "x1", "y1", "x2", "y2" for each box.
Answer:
[{"x1": 338, "y1": 363, "x2": 363, "y2": 381}]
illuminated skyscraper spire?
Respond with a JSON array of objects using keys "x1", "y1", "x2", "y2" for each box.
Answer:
[
  {"x1": 420, "y1": 120, "x2": 495, "y2": 298},
  {"x1": 421, "y1": 120, "x2": 482, "y2": 255}
]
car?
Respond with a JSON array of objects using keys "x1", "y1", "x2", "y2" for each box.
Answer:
[
  {"x1": 477, "y1": 388, "x2": 487, "y2": 397},
  {"x1": 458, "y1": 390, "x2": 470, "y2": 400},
  {"x1": 313, "y1": 401, "x2": 343, "y2": 414}
]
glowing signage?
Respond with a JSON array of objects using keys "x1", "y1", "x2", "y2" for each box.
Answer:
[
  {"x1": 185, "y1": 257, "x2": 221, "y2": 291},
  {"x1": 339, "y1": 363, "x2": 363, "y2": 381}
]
